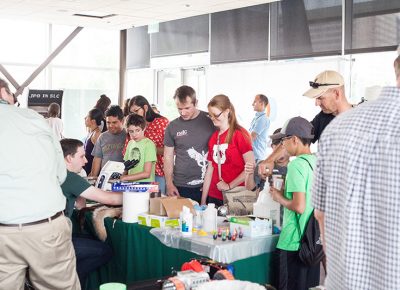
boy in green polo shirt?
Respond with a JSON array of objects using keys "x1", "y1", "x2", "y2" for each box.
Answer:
[
  {"x1": 269, "y1": 116, "x2": 319, "y2": 290},
  {"x1": 121, "y1": 114, "x2": 157, "y2": 182}
]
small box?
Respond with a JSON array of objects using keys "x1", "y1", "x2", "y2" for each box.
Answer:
[
  {"x1": 229, "y1": 217, "x2": 272, "y2": 238},
  {"x1": 149, "y1": 214, "x2": 179, "y2": 228},
  {"x1": 149, "y1": 196, "x2": 194, "y2": 218},
  {"x1": 137, "y1": 213, "x2": 150, "y2": 226}
]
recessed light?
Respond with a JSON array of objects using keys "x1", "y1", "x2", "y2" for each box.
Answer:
[{"x1": 73, "y1": 11, "x2": 117, "y2": 19}]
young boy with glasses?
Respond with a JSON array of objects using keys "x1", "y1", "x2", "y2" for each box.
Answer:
[{"x1": 269, "y1": 116, "x2": 319, "y2": 290}]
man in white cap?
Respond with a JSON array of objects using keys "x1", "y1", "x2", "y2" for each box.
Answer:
[
  {"x1": 304, "y1": 70, "x2": 352, "y2": 143},
  {"x1": 258, "y1": 70, "x2": 352, "y2": 179}
]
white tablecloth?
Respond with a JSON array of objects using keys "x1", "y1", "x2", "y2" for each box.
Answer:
[{"x1": 150, "y1": 227, "x2": 279, "y2": 263}]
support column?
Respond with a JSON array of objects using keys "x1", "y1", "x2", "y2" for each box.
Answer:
[{"x1": 119, "y1": 29, "x2": 127, "y2": 106}]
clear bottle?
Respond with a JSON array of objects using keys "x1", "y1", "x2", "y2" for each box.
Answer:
[
  {"x1": 202, "y1": 203, "x2": 217, "y2": 233},
  {"x1": 180, "y1": 206, "x2": 193, "y2": 237}
]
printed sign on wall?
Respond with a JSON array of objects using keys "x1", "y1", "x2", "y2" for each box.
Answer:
[{"x1": 28, "y1": 89, "x2": 64, "y2": 117}]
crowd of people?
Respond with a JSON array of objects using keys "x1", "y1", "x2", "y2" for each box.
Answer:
[{"x1": 1, "y1": 54, "x2": 400, "y2": 290}]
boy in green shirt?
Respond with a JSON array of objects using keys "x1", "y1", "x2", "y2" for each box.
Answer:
[
  {"x1": 121, "y1": 114, "x2": 157, "y2": 182},
  {"x1": 269, "y1": 116, "x2": 319, "y2": 290}
]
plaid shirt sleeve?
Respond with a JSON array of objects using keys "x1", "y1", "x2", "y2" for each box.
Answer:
[{"x1": 312, "y1": 139, "x2": 327, "y2": 212}]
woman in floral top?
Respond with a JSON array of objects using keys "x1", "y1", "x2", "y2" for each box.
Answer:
[{"x1": 123, "y1": 95, "x2": 169, "y2": 193}]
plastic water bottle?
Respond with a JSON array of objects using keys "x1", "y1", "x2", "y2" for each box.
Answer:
[
  {"x1": 193, "y1": 204, "x2": 205, "y2": 230},
  {"x1": 202, "y1": 203, "x2": 217, "y2": 233},
  {"x1": 180, "y1": 206, "x2": 193, "y2": 237}
]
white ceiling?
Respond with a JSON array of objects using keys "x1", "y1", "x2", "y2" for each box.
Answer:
[{"x1": 0, "y1": 0, "x2": 278, "y2": 30}]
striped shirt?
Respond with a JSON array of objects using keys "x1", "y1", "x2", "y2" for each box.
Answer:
[{"x1": 312, "y1": 87, "x2": 400, "y2": 290}]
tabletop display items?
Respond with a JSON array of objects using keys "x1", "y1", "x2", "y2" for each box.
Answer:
[{"x1": 180, "y1": 206, "x2": 193, "y2": 237}]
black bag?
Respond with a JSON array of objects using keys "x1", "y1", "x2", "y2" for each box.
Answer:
[
  {"x1": 298, "y1": 210, "x2": 325, "y2": 266},
  {"x1": 296, "y1": 156, "x2": 325, "y2": 266}
]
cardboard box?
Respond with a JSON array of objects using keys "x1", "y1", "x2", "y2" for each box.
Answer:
[
  {"x1": 149, "y1": 196, "x2": 194, "y2": 218},
  {"x1": 229, "y1": 217, "x2": 272, "y2": 238}
]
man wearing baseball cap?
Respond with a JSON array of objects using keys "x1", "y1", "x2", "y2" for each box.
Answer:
[
  {"x1": 304, "y1": 70, "x2": 352, "y2": 143},
  {"x1": 258, "y1": 70, "x2": 352, "y2": 179},
  {"x1": 269, "y1": 116, "x2": 320, "y2": 290}
]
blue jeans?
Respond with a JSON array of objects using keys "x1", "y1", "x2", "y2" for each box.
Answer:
[
  {"x1": 207, "y1": 196, "x2": 223, "y2": 208},
  {"x1": 72, "y1": 236, "x2": 113, "y2": 287},
  {"x1": 176, "y1": 186, "x2": 202, "y2": 204}
]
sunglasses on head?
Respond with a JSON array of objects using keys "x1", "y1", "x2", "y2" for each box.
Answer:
[{"x1": 309, "y1": 81, "x2": 339, "y2": 89}]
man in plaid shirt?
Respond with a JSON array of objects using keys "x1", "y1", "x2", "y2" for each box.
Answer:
[{"x1": 312, "y1": 61, "x2": 400, "y2": 289}]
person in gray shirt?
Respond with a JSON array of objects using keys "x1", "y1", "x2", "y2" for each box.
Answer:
[
  {"x1": 164, "y1": 85, "x2": 215, "y2": 204},
  {"x1": 90, "y1": 105, "x2": 126, "y2": 177}
]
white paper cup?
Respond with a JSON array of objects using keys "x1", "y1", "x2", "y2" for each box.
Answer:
[{"x1": 273, "y1": 177, "x2": 283, "y2": 190}]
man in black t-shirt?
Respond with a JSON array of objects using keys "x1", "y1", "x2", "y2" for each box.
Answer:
[
  {"x1": 303, "y1": 70, "x2": 352, "y2": 143},
  {"x1": 258, "y1": 71, "x2": 352, "y2": 179}
]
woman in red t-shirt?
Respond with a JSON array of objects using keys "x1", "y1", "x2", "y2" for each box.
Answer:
[
  {"x1": 201, "y1": 94, "x2": 255, "y2": 207},
  {"x1": 122, "y1": 95, "x2": 169, "y2": 193}
]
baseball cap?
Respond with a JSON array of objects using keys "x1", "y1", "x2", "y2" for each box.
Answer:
[
  {"x1": 303, "y1": 70, "x2": 344, "y2": 98},
  {"x1": 270, "y1": 128, "x2": 283, "y2": 145},
  {"x1": 273, "y1": 117, "x2": 314, "y2": 140}
]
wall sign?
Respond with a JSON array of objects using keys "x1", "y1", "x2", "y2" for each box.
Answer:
[{"x1": 28, "y1": 89, "x2": 64, "y2": 117}]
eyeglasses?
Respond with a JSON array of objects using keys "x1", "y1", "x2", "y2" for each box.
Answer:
[
  {"x1": 130, "y1": 107, "x2": 142, "y2": 114},
  {"x1": 280, "y1": 135, "x2": 293, "y2": 144},
  {"x1": 208, "y1": 111, "x2": 223, "y2": 119},
  {"x1": 309, "y1": 81, "x2": 339, "y2": 89}
]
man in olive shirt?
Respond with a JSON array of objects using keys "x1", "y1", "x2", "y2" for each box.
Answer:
[{"x1": 60, "y1": 138, "x2": 122, "y2": 287}]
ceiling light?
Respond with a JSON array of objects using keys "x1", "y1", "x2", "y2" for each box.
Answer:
[{"x1": 73, "y1": 11, "x2": 116, "y2": 19}]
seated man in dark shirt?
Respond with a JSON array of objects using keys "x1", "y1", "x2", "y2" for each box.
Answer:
[{"x1": 60, "y1": 138, "x2": 123, "y2": 288}]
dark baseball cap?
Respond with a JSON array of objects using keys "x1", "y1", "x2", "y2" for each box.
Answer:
[
  {"x1": 270, "y1": 128, "x2": 283, "y2": 145},
  {"x1": 273, "y1": 116, "x2": 314, "y2": 139}
]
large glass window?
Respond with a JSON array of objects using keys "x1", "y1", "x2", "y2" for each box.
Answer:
[
  {"x1": 0, "y1": 65, "x2": 46, "y2": 91},
  {"x1": 157, "y1": 69, "x2": 182, "y2": 120},
  {"x1": 52, "y1": 68, "x2": 119, "y2": 139},
  {"x1": 350, "y1": 51, "x2": 398, "y2": 102},
  {"x1": 52, "y1": 25, "x2": 119, "y2": 68},
  {"x1": 207, "y1": 57, "x2": 347, "y2": 147},
  {"x1": 0, "y1": 20, "x2": 120, "y2": 141},
  {"x1": 0, "y1": 20, "x2": 47, "y2": 64},
  {"x1": 126, "y1": 69, "x2": 155, "y2": 103}
]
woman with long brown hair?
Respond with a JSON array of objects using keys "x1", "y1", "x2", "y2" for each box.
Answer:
[{"x1": 201, "y1": 94, "x2": 255, "y2": 207}]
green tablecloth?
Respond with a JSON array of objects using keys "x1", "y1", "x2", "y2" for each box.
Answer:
[{"x1": 72, "y1": 212, "x2": 277, "y2": 290}]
